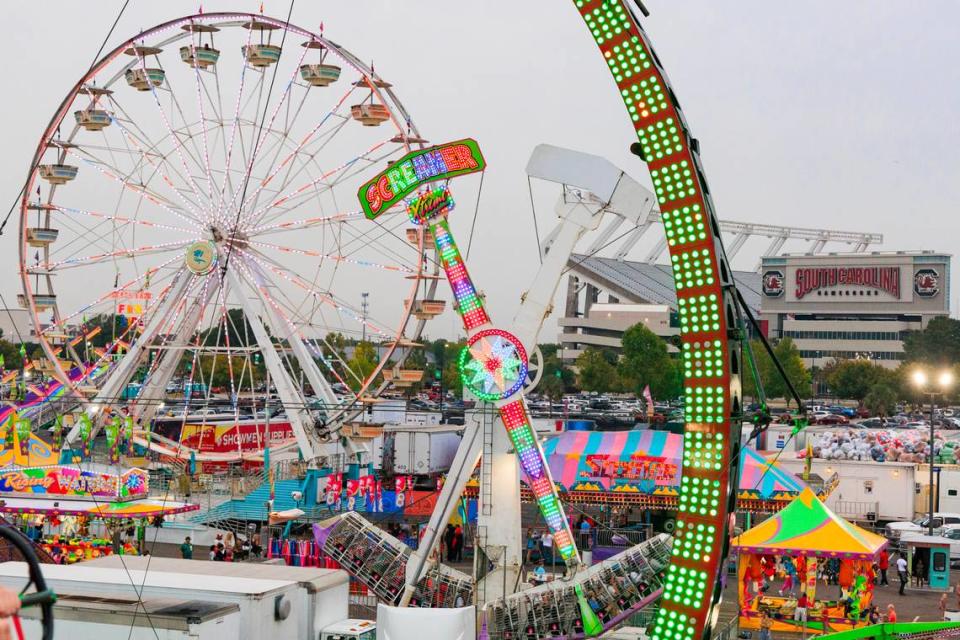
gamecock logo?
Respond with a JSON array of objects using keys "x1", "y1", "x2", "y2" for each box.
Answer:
[
  {"x1": 914, "y1": 269, "x2": 940, "y2": 297},
  {"x1": 762, "y1": 270, "x2": 784, "y2": 297}
]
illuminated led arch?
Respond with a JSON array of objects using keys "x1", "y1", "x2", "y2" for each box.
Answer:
[{"x1": 569, "y1": 2, "x2": 743, "y2": 639}]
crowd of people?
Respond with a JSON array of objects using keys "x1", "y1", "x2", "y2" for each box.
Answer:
[{"x1": 177, "y1": 532, "x2": 263, "y2": 563}]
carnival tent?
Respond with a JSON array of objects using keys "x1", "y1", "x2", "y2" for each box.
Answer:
[
  {"x1": 0, "y1": 496, "x2": 199, "y2": 520},
  {"x1": 539, "y1": 429, "x2": 821, "y2": 501},
  {"x1": 732, "y1": 487, "x2": 887, "y2": 559},
  {"x1": 733, "y1": 488, "x2": 888, "y2": 634}
]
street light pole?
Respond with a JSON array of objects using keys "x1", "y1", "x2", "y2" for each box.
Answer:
[
  {"x1": 912, "y1": 368, "x2": 953, "y2": 537},
  {"x1": 929, "y1": 392, "x2": 936, "y2": 536}
]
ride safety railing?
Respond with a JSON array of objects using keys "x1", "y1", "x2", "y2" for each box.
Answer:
[
  {"x1": 484, "y1": 533, "x2": 672, "y2": 640},
  {"x1": 314, "y1": 511, "x2": 473, "y2": 608}
]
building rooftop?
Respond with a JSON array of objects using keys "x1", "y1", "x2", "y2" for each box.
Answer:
[
  {"x1": 568, "y1": 254, "x2": 762, "y2": 312},
  {"x1": 773, "y1": 250, "x2": 950, "y2": 258}
]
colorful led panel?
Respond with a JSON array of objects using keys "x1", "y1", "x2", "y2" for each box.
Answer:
[
  {"x1": 429, "y1": 218, "x2": 490, "y2": 331},
  {"x1": 571, "y1": 1, "x2": 735, "y2": 638}
]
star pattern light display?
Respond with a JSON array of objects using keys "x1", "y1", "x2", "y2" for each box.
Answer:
[{"x1": 459, "y1": 329, "x2": 528, "y2": 402}]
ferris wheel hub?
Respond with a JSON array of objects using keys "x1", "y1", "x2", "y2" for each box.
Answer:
[{"x1": 209, "y1": 225, "x2": 248, "y2": 251}]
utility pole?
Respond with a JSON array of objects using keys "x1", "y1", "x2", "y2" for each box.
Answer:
[{"x1": 361, "y1": 292, "x2": 369, "y2": 343}]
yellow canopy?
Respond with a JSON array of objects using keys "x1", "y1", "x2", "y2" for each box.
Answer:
[{"x1": 731, "y1": 487, "x2": 887, "y2": 559}]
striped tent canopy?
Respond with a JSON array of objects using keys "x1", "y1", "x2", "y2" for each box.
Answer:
[
  {"x1": 539, "y1": 429, "x2": 811, "y2": 500},
  {"x1": 739, "y1": 445, "x2": 805, "y2": 500},
  {"x1": 731, "y1": 487, "x2": 888, "y2": 559}
]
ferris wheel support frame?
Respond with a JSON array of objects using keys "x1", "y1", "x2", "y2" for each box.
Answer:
[
  {"x1": 130, "y1": 283, "x2": 220, "y2": 428},
  {"x1": 225, "y1": 266, "x2": 321, "y2": 462},
  {"x1": 243, "y1": 256, "x2": 368, "y2": 461},
  {"x1": 64, "y1": 269, "x2": 194, "y2": 444}
]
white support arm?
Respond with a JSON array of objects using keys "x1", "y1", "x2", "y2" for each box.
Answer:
[
  {"x1": 132, "y1": 279, "x2": 219, "y2": 426},
  {"x1": 244, "y1": 257, "x2": 365, "y2": 461},
  {"x1": 399, "y1": 416, "x2": 483, "y2": 605},
  {"x1": 66, "y1": 269, "x2": 192, "y2": 443},
  {"x1": 226, "y1": 267, "x2": 318, "y2": 461}
]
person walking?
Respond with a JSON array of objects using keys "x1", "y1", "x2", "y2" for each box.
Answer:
[
  {"x1": 780, "y1": 557, "x2": 796, "y2": 596},
  {"x1": 579, "y1": 517, "x2": 592, "y2": 550},
  {"x1": 897, "y1": 553, "x2": 908, "y2": 595},
  {"x1": 179, "y1": 536, "x2": 193, "y2": 560},
  {"x1": 541, "y1": 530, "x2": 554, "y2": 567},
  {"x1": 794, "y1": 591, "x2": 809, "y2": 625},
  {"x1": 525, "y1": 528, "x2": 537, "y2": 564},
  {"x1": 913, "y1": 556, "x2": 926, "y2": 589},
  {"x1": 878, "y1": 549, "x2": 889, "y2": 586},
  {"x1": 452, "y1": 524, "x2": 463, "y2": 563},
  {"x1": 444, "y1": 524, "x2": 455, "y2": 562},
  {"x1": 940, "y1": 593, "x2": 949, "y2": 620}
]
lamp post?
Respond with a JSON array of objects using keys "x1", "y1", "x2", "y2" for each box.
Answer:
[{"x1": 911, "y1": 368, "x2": 954, "y2": 536}]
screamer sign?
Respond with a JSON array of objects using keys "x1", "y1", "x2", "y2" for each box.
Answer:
[{"x1": 358, "y1": 139, "x2": 485, "y2": 220}]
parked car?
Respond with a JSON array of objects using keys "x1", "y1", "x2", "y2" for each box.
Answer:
[
  {"x1": 935, "y1": 525, "x2": 960, "y2": 560},
  {"x1": 901, "y1": 421, "x2": 929, "y2": 430},
  {"x1": 812, "y1": 411, "x2": 849, "y2": 425},
  {"x1": 856, "y1": 418, "x2": 885, "y2": 429},
  {"x1": 886, "y1": 513, "x2": 960, "y2": 540},
  {"x1": 827, "y1": 405, "x2": 857, "y2": 418}
]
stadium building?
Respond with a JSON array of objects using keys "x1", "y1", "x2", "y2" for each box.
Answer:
[
  {"x1": 759, "y1": 251, "x2": 950, "y2": 368},
  {"x1": 558, "y1": 254, "x2": 761, "y2": 363}
]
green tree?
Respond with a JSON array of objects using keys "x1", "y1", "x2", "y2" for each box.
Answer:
[
  {"x1": 618, "y1": 323, "x2": 682, "y2": 399},
  {"x1": 83, "y1": 313, "x2": 130, "y2": 348},
  {"x1": 426, "y1": 338, "x2": 467, "y2": 398},
  {"x1": 743, "y1": 337, "x2": 811, "y2": 406},
  {"x1": 864, "y1": 382, "x2": 898, "y2": 417},
  {"x1": 538, "y1": 343, "x2": 576, "y2": 392},
  {"x1": 345, "y1": 341, "x2": 379, "y2": 392},
  {"x1": 903, "y1": 317, "x2": 960, "y2": 366},
  {"x1": 0, "y1": 339, "x2": 25, "y2": 370},
  {"x1": 538, "y1": 372, "x2": 566, "y2": 401},
  {"x1": 825, "y1": 359, "x2": 895, "y2": 401},
  {"x1": 576, "y1": 348, "x2": 619, "y2": 393},
  {"x1": 196, "y1": 308, "x2": 258, "y2": 347}
]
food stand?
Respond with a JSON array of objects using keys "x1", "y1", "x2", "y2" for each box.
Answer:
[{"x1": 733, "y1": 487, "x2": 888, "y2": 634}]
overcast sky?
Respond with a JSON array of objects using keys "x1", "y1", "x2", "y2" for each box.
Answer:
[{"x1": 1, "y1": 0, "x2": 958, "y2": 342}]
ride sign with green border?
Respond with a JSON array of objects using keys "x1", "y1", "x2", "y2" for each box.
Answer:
[{"x1": 358, "y1": 138, "x2": 485, "y2": 220}]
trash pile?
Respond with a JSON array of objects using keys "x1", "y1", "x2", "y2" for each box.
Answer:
[{"x1": 807, "y1": 428, "x2": 960, "y2": 464}]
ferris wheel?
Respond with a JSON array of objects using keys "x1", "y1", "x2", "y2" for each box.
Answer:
[{"x1": 17, "y1": 12, "x2": 440, "y2": 460}]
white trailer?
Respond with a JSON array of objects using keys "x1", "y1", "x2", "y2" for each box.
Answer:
[
  {"x1": 372, "y1": 425, "x2": 463, "y2": 475},
  {"x1": 775, "y1": 457, "x2": 916, "y2": 523},
  {"x1": 84, "y1": 556, "x2": 350, "y2": 640},
  {"x1": 18, "y1": 594, "x2": 240, "y2": 640},
  {"x1": 0, "y1": 561, "x2": 311, "y2": 640}
]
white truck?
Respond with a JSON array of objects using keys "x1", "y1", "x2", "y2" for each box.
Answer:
[{"x1": 775, "y1": 457, "x2": 917, "y2": 524}]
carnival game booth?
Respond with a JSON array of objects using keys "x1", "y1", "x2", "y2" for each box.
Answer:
[
  {"x1": 0, "y1": 464, "x2": 199, "y2": 562},
  {"x1": 531, "y1": 430, "x2": 836, "y2": 513},
  {"x1": 732, "y1": 487, "x2": 888, "y2": 634}
]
